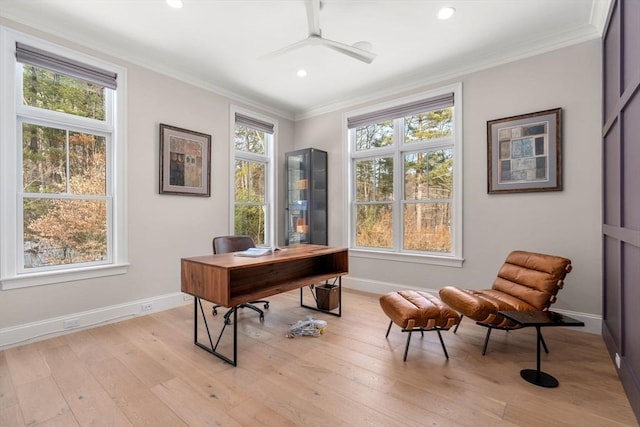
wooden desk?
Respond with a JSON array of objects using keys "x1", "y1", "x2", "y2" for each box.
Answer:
[{"x1": 181, "y1": 245, "x2": 348, "y2": 365}]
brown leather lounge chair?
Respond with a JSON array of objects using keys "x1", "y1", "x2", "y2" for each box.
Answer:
[{"x1": 439, "y1": 250, "x2": 572, "y2": 355}]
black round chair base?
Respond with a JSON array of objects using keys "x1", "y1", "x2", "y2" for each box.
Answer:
[{"x1": 520, "y1": 369, "x2": 558, "y2": 388}]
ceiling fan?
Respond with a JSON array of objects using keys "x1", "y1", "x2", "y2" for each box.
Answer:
[{"x1": 264, "y1": 0, "x2": 376, "y2": 64}]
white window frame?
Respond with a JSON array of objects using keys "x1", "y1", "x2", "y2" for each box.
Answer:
[
  {"x1": 229, "y1": 106, "x2": 277, "y2": 246},
  {"x1": 0, "y1": 28, "x2": 128, "y2": 289},
  {"x1": 344, "y1": 83, "x2": 463, "y2": 267}
]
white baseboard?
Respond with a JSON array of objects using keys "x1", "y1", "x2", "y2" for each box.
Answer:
[
  {"x1": 342, "y1": 276, "x2": 602, "y2": 335},
  {"x1": 0, "y1": 292, "x2": 194, "y2": 350},
  {"x1": 1, "y1": 277, "x2": 603, "y2": 350}
]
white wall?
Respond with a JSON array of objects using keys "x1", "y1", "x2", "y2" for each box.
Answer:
[
  {"x1": 295, "y1": 40, "x2": 603, "y2": 331},
  {"x1": 0, "y1": 19, "x2": 294, "y2": 347}
]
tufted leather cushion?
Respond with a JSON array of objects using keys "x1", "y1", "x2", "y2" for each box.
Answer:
[
  {"x1": 439, "y1": 250, "x2": 572, "y2": 329},
  {"x1": 379, "y1": 290, "x2": 460, "y2": 331}
]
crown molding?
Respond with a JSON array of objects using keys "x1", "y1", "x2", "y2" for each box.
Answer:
[{"x1": 590, "y1": 0, "x2": 613, "y2": 35}]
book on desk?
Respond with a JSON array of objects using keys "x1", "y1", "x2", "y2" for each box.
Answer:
[{"x1": 234, "y1": 247, "x2": 282, "y2": 257}]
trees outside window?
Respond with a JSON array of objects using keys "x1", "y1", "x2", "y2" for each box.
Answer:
[
  {"x1": 232, "y1": 109, "x2": 275, "y2": 246},
  {"x1": 21, "y1": 72, "x2": 112, "y2": 270},
  {"x1": 19, "y1": 64, "x2": 112, "y2": 268},
  {"x1": 22, "y1": 122, "x2": 108, "y2": 267},
  {"x1": 348, "y1": 87, "x2": 461, "y2": 259}
]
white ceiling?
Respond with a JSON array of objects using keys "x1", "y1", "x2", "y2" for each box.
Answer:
[{"x1": 0, "y1": 0, "x2": 610, "y2": 120}]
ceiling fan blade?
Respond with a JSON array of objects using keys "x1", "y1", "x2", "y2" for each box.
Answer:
[
  {"x1": 262, "y1": 1, "x2": 375, "y2": 64},
  {"x1": 260, "y1": 38, "x2": 312, "y2": 60},
  {"x1": 306, "y1": 0, "x2": 321, "y2": 36},
  {"x1": 317, "y1": 37, "x2": 377, "y2": 64}
]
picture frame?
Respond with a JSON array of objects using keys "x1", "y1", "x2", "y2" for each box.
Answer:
[
  {"x1": 159, "y1": 123, "x2": 211, "y2": 196},
  {"x1": 487, "y1": 108, "x2": 562, "y2": 194}
]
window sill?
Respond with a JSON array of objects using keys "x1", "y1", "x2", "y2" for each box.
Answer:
[
  {"x1": 1, "y1": 263, "x2": 130, "y2": 290},
  {"x1": 349, "y1": 249, "x2": 464, "y2": 268}
]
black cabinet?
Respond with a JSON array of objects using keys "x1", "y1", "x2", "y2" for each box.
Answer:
[{"x1": 285, "y1": 148, "x2": 327, "y2": 245}]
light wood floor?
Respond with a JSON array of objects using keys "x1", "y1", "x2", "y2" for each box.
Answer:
[{"x1": 1, "y1": 289, "x2": 637, "y2": 426}]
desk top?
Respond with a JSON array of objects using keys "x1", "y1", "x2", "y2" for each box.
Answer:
[
  {"x1": 182, "y1": 244, "x2": 347, "y2": 269},
  {"x1": 499, "y1": 310, "x2": 585, "y2": 327}
]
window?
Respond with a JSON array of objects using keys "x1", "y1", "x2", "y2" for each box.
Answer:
[
  {"x1": 231, "y1": 107, "x2": 276, "y2": 246},
  {"x1": 346, "y1": 85, "x2": 462, "y2": 265},
  {"x1": 0, "y1": 29, "x2": 127, "y2": 289}
]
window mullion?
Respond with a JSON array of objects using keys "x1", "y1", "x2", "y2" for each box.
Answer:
[
  {"x1": 350, "y1": 145, "x2": 395, "y2": 159},
  {"x1": 235, "y1": 150, "x2": 268, "y2": 163},
  {"x1": 65, "y1": 129, "x2": 70, "y2": 194},
  {"x1": 18, "y1": 105, "x2": 112, "y2": 133},
  {"x1": 392, "y1": 117, "x2": 403, "y2": 251}
]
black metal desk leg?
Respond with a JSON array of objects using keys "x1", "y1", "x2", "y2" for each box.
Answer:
[
  {"x1": 193, "y1": 297, "x2": 238, "y2": 366},
  {"x1": 194, "y1": 298, "x2": 215, "y2": 351},
  {"x1": 338, "y1": 277, "x2": 342, "y2": 317},
  {"x1": 232, "y1": 306, "x2": 237, "y2": 363}
]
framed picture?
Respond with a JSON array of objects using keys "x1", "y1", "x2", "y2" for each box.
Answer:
[
  {"x1": 487, "y1": 108, "x2": 562, "y2": 194},
  {"x1": 159, "y1": 124, "x2": 211, "y2": 196}
]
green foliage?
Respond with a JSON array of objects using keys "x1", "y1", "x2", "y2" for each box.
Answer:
[
  {"x1": 22, "y1": 123, "x2": 66, "y2": 193},
  {"x1": 355, "y1": 120, "x2": 393, "y2": 151},
  {"x1": 234, "y1": 125, "x2": 268, "y2": 244},
  {"x1": 355, "y1": 157, "x2": 394, "y2": 202},
  {"x1": 404, "y1": 149, "x2": 453, "y2": 200},
  {"x1": 234, "y1": 205, "x2": 265, "y2": 245},
  {"x1": 23, "y1": 65, "x2": 105, "y2": 120},
  {"x1": 21, "y1": 64, "x2": 108, "y2": 267},
  {"x1": 405, "y1": 108, "x2": 453, "y2": 142}
]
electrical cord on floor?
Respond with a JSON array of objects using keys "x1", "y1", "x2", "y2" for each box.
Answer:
[{"x1": 286, "y1": 316, "x2": 327, "y2": 338}]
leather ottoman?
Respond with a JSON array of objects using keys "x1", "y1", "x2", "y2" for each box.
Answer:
[{"x1": 379, "y1": 290, "x2": 460, "y2": 361}]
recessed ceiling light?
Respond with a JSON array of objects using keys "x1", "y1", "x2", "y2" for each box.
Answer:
[
  {"x1": 166, "y1": 0, "x2": 183, "y2": 9},
  {"x1": 297, "y1": 69, "x2": 308, "y2": 78},
  {"x1": 437, "y1": 7, "x2": 455, "y2": 20}
]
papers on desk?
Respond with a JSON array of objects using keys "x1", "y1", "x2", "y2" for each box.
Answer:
[{"x1": 234, "y1": 247, "x2": 281, "y2": 257}]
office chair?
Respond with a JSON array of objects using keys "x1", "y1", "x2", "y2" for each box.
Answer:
[{"x1": 211, "y1": 235, "x2": 270, "y2": 324}]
